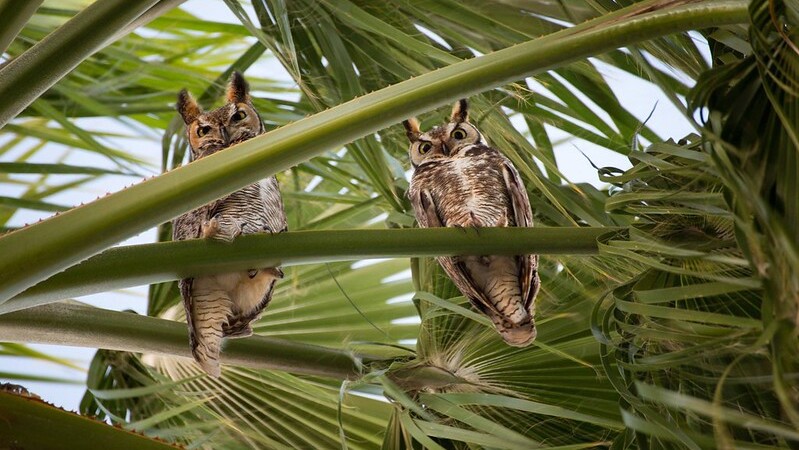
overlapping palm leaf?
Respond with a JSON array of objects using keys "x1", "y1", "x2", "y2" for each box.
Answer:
[{"x1": 596, "y1": 136, "x2": 798, "y2": 447}]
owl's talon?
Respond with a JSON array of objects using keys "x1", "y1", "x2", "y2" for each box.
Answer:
[
  {"x1": 247, "y1": 269, "x2": 258, "y2": 278},
  {"x1": 201, "y1": 217, "x2": 220, "y2": 239},
  {"x1": 204, "y1": 219, "x2": 241, "y2": 242}
]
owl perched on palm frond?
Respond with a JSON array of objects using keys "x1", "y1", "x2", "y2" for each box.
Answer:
[
  {"x1": 403, "y1": 99, "x2": 540, "y2": 346},
  {"x1": 173, "y1": 72, "x2": 287, "y2": 377}
]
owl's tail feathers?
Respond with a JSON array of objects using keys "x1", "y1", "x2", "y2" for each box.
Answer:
[
  {"x1": 490, "y1": 290, "x2": 537, "y2": 347},
  {"x1": 193, "y1": 348, "x2": 222, "y2": 378},
  {"x1": 189, "y1": 289, "x2": 234, "y2": 378},
  {"x1": 496, "y1": 321, "x2": 536, "y2": 347},
  {"x1": 472, "y1": 255, "x2": 537, "y2": 347}
]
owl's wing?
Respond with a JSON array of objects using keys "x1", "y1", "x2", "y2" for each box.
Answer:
[
  {"x1": 501, "y1": 161, "x2": 540, "y2": 310},
  {"x1": 260, "y1": 177, "x2": 288, "y2": 234},
  {"x1": 177, "y1": 277, "x2": 200, "y2": 352},
  {"x1": 172, "y1": 203, "x2": 216, "y2": 351},
  {"x1": 173, "y1": 204, "x2": 210, "y2": 241},
  {"x1": 411, "y1": 186, "x2": 503, "y2": 316},
  {"x1": 410, "y1": 187, "x2": 445, "y2": 228}
]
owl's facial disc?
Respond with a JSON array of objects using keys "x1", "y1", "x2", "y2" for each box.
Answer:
[
  {"x1": 226, "y1": 102, "x2": 262, "y2": 145},
  {"x1": 409, "y1": 125, "x2": 451, "y2": 167},
  {"x1": 185, "y1": 102, "x2": 263, "y2": 159},
  {"x1": 406, "y1": 99, "x2": 485, "y2": 167},
  {"x1": 445, "y1": 121, "x2": 484, "y2": 154},
  {"x1": 409, "y1": 136, "x2": 446, "y2": 167},
  {"x1": 188, "y1": 119, "x2": 228, "y2": 158},
  {"x1": 179, "y1": 72, "x2": 264, "y2": 161}
]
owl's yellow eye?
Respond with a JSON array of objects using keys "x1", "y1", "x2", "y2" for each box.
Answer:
[
  {"x1": 197, "y1": 125, "x2": 211, "y2": 137},
  {"x1": 451, "y1": 128, "x2": 467, "y2": 139},
  {"x1": 232, "y1": 110, "x2": 247, "y2": 121},
  {"x1": 418, "y1": 142, "x2": 433, "y2": 154}
]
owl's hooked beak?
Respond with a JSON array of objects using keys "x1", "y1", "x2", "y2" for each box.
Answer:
[
  {"x1": 441, "y1": 141, "x2": 450, "y2": 156},
  {"x1": 220, "y1": 126, "x2": 230, "y2": 145}
]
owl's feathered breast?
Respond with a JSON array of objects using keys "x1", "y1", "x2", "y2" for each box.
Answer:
[
  {"x1": 410, "y1": 146, "x2": 514, "y2": 227},
  {"x1": 211, "y1": 178, "x2": 285, "y2": 234},
  {"x1": 172, "y1": 178, "x2": 284, "y2": 240}
]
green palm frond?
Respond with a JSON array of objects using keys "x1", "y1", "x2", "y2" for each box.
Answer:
[
  {"x1": 688, "y1": 0, "x2": 799, "y2": 434},
  {"x1": 597, "y1": 136, "x2": 797, "y2": 447},
  {"x1": 82, "y1": 349, "x2": 393, "y2": 449},
  {"x1": 4, "y1": 0, "x2": 795, "y2": 449},
  {"x1": 382, "y1": 252, "x2": 623, "y2": 448}
]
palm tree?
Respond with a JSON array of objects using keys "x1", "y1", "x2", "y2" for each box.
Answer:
[{"x1": 0, "y1": 0, "x2": 796, "y2": 448}]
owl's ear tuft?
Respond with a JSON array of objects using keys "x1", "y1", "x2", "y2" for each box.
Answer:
[
  {"x1": 226, "y1": 71, "x2": 250, "y2": 103},
  {"x1": 450, "y1": 99, "x2": 468, "y2": 123},
  {"x1": 177, "y1": 89, "x2": 201, "y2": 124},
  {"x1": 402, "y1": 118, "x2": 421, "y2": 142}
]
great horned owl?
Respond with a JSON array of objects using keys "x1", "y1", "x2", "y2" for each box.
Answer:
[
  {"x1": 403, "y1": 99, "x2": 540, "y2": 347},
  {"x1": 173, "y1": 72, "x2": 287, "y2": 377}
]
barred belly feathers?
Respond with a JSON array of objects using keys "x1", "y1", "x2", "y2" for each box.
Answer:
[
  {"x1": 403, "y1": 100, "x2": 540, "y2": 347},
  {"x1": 172, "y1": 72, "x2": 287, "y2": 377}
]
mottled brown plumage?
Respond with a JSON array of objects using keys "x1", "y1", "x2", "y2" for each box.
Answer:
[
  {"x1": 173, "y1": 72, "x2": 287, "y2": 377},
  {"x1": 404, "y1": 99, "x2": 540, "y2": 346}
]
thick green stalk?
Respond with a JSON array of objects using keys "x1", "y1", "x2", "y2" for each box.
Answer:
[
  {"x1": 0, "y1": 391, "x2": 181, "y2": 449},
  {"x1": 0, "y1": 302, "x2": 366, "y2": 379},
  {"x1": 5, "y1": 227, "x2": 619, "y2": 314},
  {"x1": 0, "y1": 0, "x2": 749, "y2": 303},
  {"x1": 0, "y1": 0, "x2": 43, "y2": 54},
  {"x1": 0, "y1": 0, "x2": 161, "y2": 127}
]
